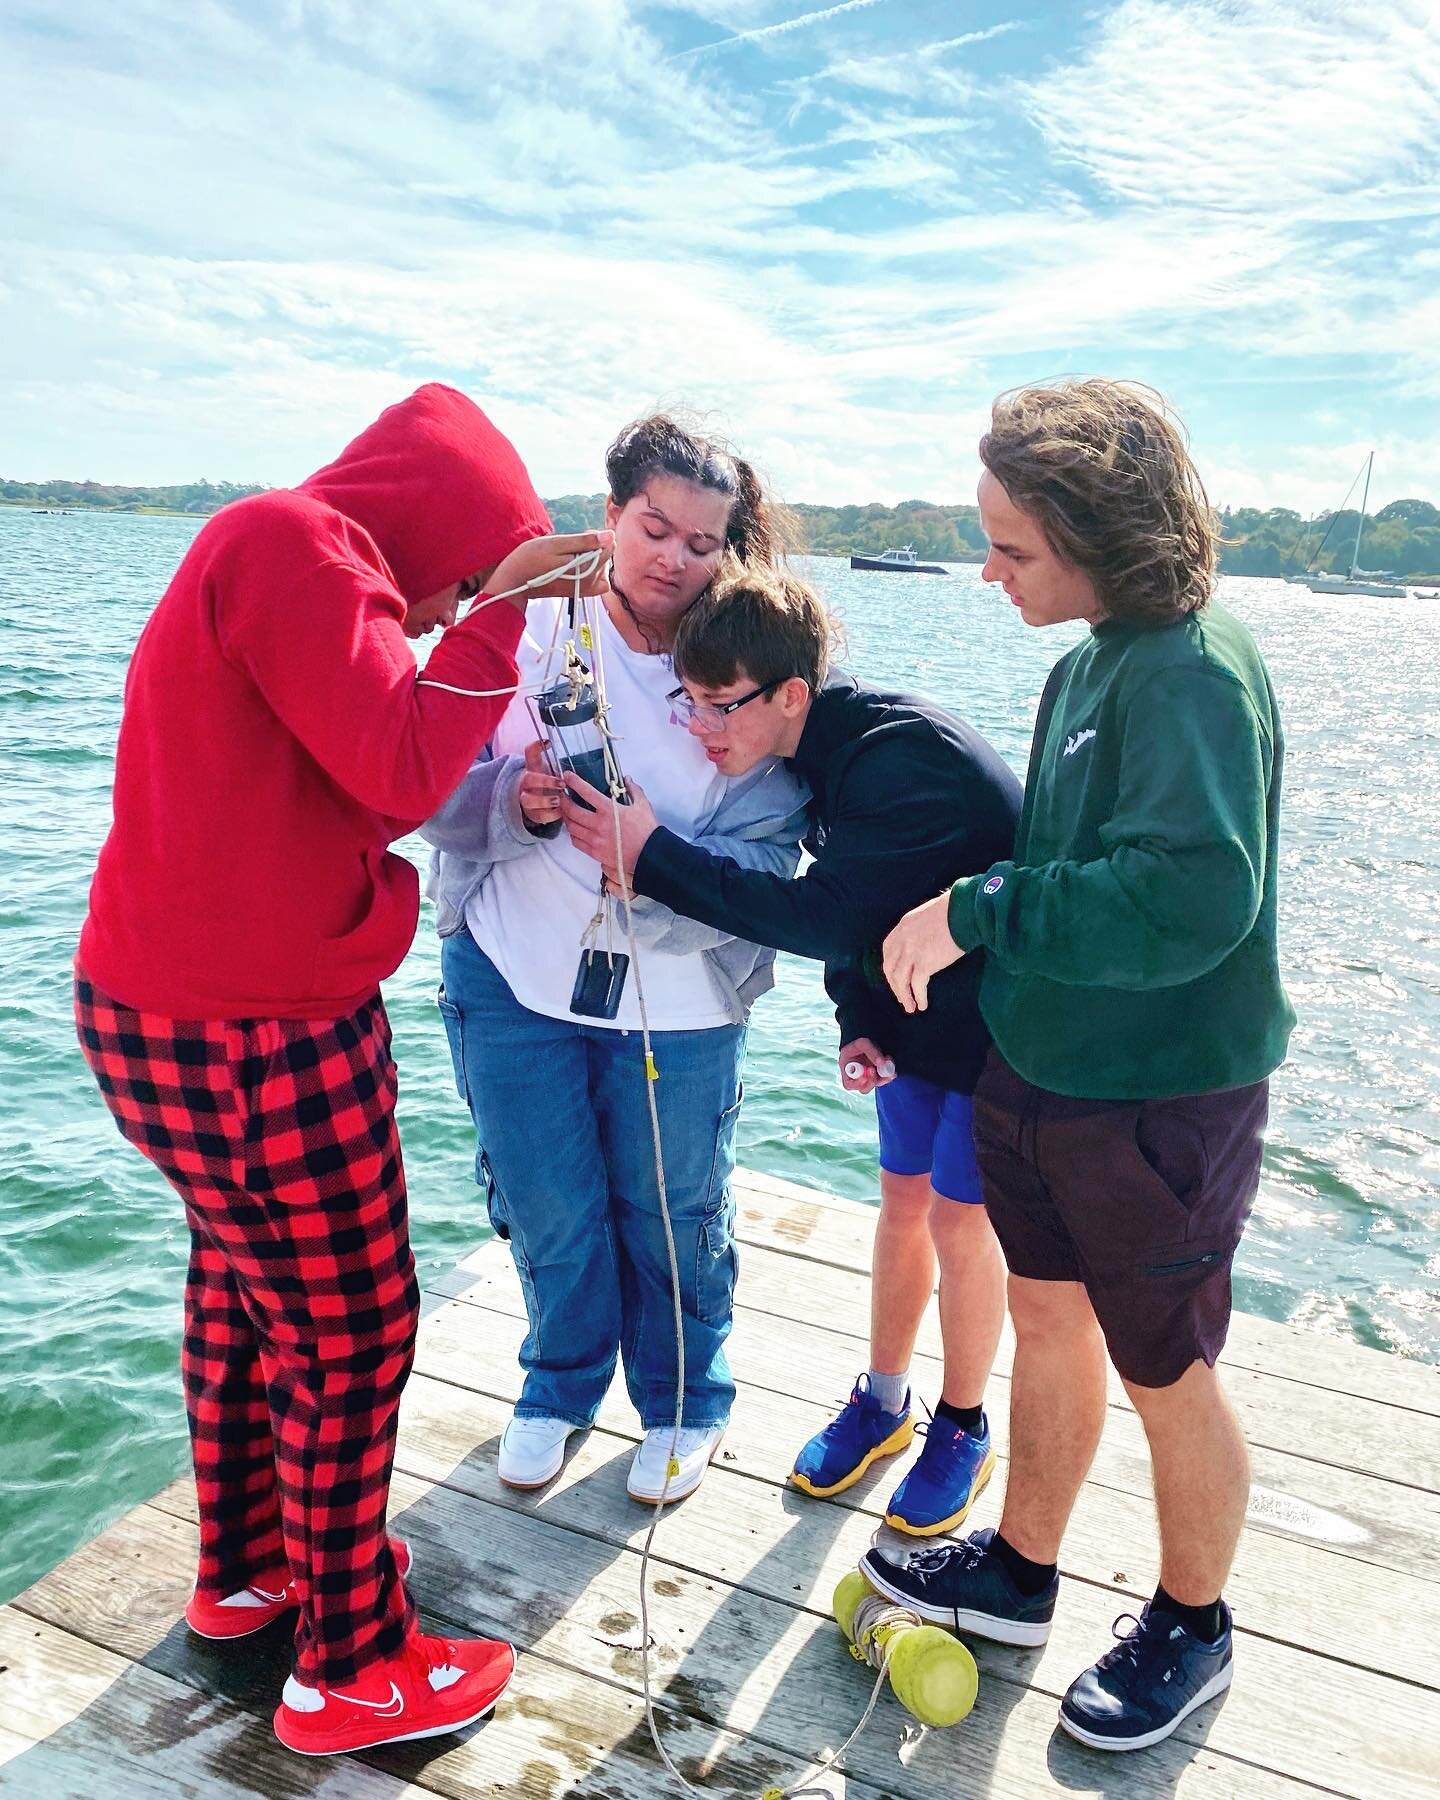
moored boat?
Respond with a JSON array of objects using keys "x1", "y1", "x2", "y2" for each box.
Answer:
[
  {"x1": 850, "y1": 544, "x2": 947, "y2": 575},
  {"x1": 1306, "y1": 454, "x2": 1407, "y2": 597},
  {"x1": 1307, "y1": 572, "x2": 1407, "y2": 598}
]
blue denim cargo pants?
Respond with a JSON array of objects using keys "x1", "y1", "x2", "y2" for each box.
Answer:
[{"x1": 438, "y1": 927, "x2": 744, "y2": 1430}]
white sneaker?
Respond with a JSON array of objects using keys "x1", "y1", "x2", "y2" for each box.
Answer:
[
  {"x1": 497, "y1": 1415, "x2": 576, "y2": 1489},
  {"x1": 627, "y1": 1425, "x2": 725, "y2": 1504}
]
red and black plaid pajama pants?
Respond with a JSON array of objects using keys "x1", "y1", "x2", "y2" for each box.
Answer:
[{"x1": 74, "y1": 971, "x2": 419, "y2": 1686}]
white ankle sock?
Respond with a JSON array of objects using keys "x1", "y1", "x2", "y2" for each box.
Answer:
[{"x1": 867, "y1": 1368, "x2": 908, "y2": 1414}]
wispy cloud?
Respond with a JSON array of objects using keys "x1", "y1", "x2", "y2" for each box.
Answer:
[
  {"x1": 782, "y1": 22, "x2": 1028, "y2": 126},
  {"x1": 1, "y1": 1, "x2": 1437, "y2": 509},
  {"x1": 1020, "y1": 0, "x2": 1440, "y2": 217},
  {"x1": 805, "y1": 18, "x2": 1028, "y2": 83},
  {"x1": 1009, "y1": 0, "x2": 1440, "y2": 420},
  {"x1": 672, "y1": 0, "x2": 893, "y2": 60}
]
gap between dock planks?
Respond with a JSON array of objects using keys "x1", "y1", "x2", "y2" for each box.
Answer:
[{"x1": 4, "y1": 1169, "x2": 1438, "y2": 1799}]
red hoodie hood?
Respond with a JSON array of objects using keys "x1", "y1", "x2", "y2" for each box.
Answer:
[{"x1": 298, "y1": 383, "x2": 551, "y2": 602}]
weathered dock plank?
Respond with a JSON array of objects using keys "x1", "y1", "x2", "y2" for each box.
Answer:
[
  {"x1": 730, "y1": 1171, "x2": 1440, "y2": 1416},
  {"x1": 427, "y1": 1258, "x2": 1440, "y2": 1653},
  {"x1": 4, "y1": 1511, "x2": 882, "y2": 1800},
  {"x1": 438, "y1": 1199, "x2": 1440, "y2": 1496},
  {"x1": 5, "y1": 1168, "x2": 1436, "y2": 1800},
  {"x1": 16, "y1": 1480, "x2": 1341, "y2": 1800},
  {"x1": 374, "y1": 1369, "x2": 1440, "y2": 1799},
  {"x1": 0, "y1": 1606, "x2": 435, "y2": 1798}
]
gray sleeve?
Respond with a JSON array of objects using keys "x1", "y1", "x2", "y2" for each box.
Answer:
[
  {"x1": 418, "y1": 753, "x2": 559, "y2": 860},
  {"x1": 621, "y1": 804, "x2": 806, "y2": 954}
]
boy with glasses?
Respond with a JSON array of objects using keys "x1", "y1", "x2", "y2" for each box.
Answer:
[{"x1": 561, "y1": 565, "x2": 1022, "y2": 1538}]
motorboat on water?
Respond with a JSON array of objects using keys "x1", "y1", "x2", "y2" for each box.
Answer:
[{"x1": 850, "y1": 544, "x2": 947, "y2": 574}]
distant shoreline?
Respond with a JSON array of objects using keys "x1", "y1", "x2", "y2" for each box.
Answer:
[
  {"x1": 0, "y1": 501, "x2": 200, "y2": 517},
  {"x1": 4, "y1": 493, "x2": 1435, "y2": 582}
]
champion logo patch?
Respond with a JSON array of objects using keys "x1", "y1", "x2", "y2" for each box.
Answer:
[{"x1": 983, "y1": 875, "x2": 1005, "y2": 895}]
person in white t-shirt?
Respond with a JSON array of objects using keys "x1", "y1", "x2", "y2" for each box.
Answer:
[{"x1": 425, "y1": 417, "x2": 806, "y2": 1503}]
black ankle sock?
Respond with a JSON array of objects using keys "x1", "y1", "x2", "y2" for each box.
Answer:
[
  {"x1": 935, "y1": 1399, "x2": 985, "y2": 1436},
  {"x1": 988, "y1": 1531, "x2": 1057, "y2": 1598},
  {"x1": 1150, "y1": 1584, "x2": 1225, "y2": 1643}
]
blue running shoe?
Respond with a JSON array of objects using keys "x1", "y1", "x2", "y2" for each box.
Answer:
[
  {"x1": 860, "y1": 1526, "x2": 1057, "y2": 1648},
  {"x1": 791, "y1": 1374, "x2": 913, "y2": 1498},
  {"x1": 885, "y1": 1411, "x2": 996, "y2": 1537},
  {"x1": 1059, "y1": 1603, "x2": 1234, "y2": 1751}
]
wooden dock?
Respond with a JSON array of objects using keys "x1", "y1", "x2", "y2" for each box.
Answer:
[{"x1": 3, "y1": 1168, "x2": 1438, "y2": 1798}]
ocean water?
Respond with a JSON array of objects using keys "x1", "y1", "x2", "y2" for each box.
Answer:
[{"x1": 1, "y1": 508, "x2": 1436, "y2": 1604}]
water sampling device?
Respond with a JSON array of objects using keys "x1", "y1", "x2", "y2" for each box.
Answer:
[{"x1": 530, "y1": 655, "x2": 634, "y2": 1019}]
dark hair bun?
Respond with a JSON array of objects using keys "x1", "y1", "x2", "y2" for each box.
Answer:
[{"x1": 604, "y1": 415, "x2": 796, "y2": 566}]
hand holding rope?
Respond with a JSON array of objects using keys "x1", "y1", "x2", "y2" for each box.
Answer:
[{"x1": 416, "y1": 540, "x2": 611, "y2": 700}]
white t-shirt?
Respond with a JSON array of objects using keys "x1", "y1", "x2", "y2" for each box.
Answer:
[{"x1": 466, "y1": 598, "x2": 733, "y2": 1031}]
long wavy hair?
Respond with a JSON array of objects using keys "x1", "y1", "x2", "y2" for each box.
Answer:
[{"x1": 979, "y1": 380, "x2": 1217, "y2": 622}]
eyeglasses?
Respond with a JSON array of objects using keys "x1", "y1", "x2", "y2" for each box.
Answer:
[{"x1": 668, "y1": 678, "x2": 784, "y2": 733}]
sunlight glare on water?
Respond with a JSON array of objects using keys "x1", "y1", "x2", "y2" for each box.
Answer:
[{"x1": 1, "y1": 508, "x2": 1435, "y2": 1601}]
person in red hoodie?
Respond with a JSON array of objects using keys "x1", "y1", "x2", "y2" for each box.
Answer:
[{"x1": 74, "y1": 384, "x2": 610, "y2": 1756}]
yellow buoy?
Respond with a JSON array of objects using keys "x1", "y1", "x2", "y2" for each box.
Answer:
[{"x1": 832, "y1": 1568, "x2": 979, "y2": 1729}]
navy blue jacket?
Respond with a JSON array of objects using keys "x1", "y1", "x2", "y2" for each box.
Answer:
[{"x1": 632, "y1": 673, "x2": 1022, "y2": 1092}]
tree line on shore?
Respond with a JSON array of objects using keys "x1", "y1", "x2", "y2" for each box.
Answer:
[
  {"x1": 6, "y1": 479, "x2": 1438, "y2": 581},
  {"x1": 0, "y1": 478, "x2": 265, "y2": 515},
  {"x1": 547, "y1": 493, "x2": 1440, "y2": 581}
]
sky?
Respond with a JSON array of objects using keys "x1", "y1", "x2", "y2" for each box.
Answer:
[{"x1": 1, "y1": 0, "x2": 1437, "y2": 513}]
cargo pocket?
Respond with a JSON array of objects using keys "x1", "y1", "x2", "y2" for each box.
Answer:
[
  {"x1": 695, "y1": 1193, "x2": 738, "y2": 1327},
  {"x1": 478, "y1": 1148, "x2": 509, "y2": 1241},
  {"x1": 1140, "y1": 1241, "x2": 1232, "y2": 1280},
  {"x1": 695, "y1": 1091, "x2": 743, "y2": 1326},
  {"x1": 480, "y1": 1148, "x2": 544, "y2": 1354},
  {"x1": 436, "y1": 986, "x2": 470, "y2": 1106},
  {"x1": 1133, "y1": 1097, "x2": 1211, "y2": 1220}
]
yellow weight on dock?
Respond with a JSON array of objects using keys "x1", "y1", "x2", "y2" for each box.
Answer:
[{"x1": 833, "y1": 1569, "x2": 979, "y2": 1728}]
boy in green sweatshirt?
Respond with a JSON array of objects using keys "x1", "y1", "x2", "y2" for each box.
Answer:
[{"x1": 861, "y1": 379, "x2": 1295, "y2": 1753}]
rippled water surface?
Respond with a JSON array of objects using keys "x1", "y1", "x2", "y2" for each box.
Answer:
[{"x1": 2, "y1": 508, "x2": 1436, "y2": 1601}]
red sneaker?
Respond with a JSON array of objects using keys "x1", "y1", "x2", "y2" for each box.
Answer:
[
  {"x1": 273, "y1": 1628, "x2": 516, "y2": 1755},
  {"x1": 185, "y1": 1538, "x2": 413, "y2": 1640}
]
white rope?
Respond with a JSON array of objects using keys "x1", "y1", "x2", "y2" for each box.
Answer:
[
  {"x1": 415, "y1": 548, "x2": 609, "y2": 699},
  {"x1": 540, "y1": 576, "x2": 884, "y2": 1799},
  {"x1": 587, "y1": 614, "x2": 699, "y2": 1796}
]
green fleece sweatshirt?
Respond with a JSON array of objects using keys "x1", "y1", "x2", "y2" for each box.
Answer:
[{"x1": 947, "y1": 602, "x2": 1295, "y2": 1099}]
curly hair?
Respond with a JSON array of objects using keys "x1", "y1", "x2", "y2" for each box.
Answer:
[{"x1": 979, "y1": 380, "x2": 1217, "y2": 622}]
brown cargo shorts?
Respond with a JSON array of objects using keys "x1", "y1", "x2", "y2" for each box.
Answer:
[{"x1": 972, "y1": 1051, "x2": 1269, "y2": 1389}]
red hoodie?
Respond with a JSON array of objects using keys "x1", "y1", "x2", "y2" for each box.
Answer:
[{"x1": 78, "y1": 384, "x2": 551, "y2": 1019}]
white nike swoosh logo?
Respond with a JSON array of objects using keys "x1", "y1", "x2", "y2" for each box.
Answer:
[
  {"x1": 248, "y1": 1584, "x2": 290, "y2": 1603},
  {"x1": 332, "y1": 1680, "x2": 405, "y2": 1717}
]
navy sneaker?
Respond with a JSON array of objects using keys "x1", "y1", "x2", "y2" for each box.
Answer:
[
  {"x1": 860, "y1": 1526, "x2": 1056, "y2": 1648},
  {"x1": 884, "y1": 1411, "x2": 996, "y2": 1537},
  {"x1": 791, "y1": 1375, "x2": 913, "y2": 1498},
  {"x1": 1059, "y1": 1603, "x2": 1234, "y2": 1751}
]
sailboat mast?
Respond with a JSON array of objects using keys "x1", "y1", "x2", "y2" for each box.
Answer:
[{"x1": 1352, "y1": 451, "x2": 1374, "y2": 579}]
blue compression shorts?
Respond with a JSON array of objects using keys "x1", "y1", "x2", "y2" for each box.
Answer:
[{"x1": 874, "y1": 1072, "x2": 984, "y2": 1204}]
